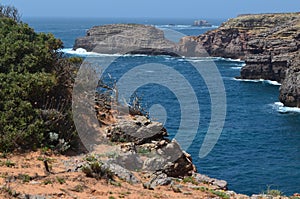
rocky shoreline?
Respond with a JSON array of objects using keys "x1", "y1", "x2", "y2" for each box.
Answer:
[
  {"x1": 2, "y1": 113, "x2": 298, "y2": 199},
  {"x1": 74, "y1": 13, "x2": 299, "y2": 107}
]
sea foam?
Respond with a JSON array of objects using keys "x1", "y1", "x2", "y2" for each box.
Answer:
[
  {"x1": 60, "y1": 48, "x2": 151, "y2": 57},
  {"x1": 273, "y1": 102, "x2": 300, "y2": 113},
  {"x1": 232, "y1": 78, "x2": 281, "y2": 86}
]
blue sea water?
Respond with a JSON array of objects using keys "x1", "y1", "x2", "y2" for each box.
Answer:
[{"x1": 24, "y1": 17, "x2": 300, "y2": 195}]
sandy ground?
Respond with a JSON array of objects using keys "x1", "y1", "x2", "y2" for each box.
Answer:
[{"x1": 0, "y1": 150, "x2": 234, "y2": 199}]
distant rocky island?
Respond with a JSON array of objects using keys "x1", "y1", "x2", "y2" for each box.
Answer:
[
  {"x1": 74, "y1": 13, "x2": 299, "y2": 108},
  {"x1": 193, "y1": 19, "x2": 212, "y2": 27},
  {"x1": 73, "y1": 24, "x2": 178, "y2": 56}
]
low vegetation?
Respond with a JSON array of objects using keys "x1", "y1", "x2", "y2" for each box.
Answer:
[{"x1": 81, "y1": 157, "x2": 114, "y2": 181}]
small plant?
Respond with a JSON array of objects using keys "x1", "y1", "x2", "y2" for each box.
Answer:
[
  {"x1": 81, "y1": 161, "x2": 114, "y2": 181},
  {"x1": 193, "y1": 186, "x2": 208, "y2": 192},
  {"x1": 262, "y1": 186, "x2": 283, "y2": 197},
  {"x1": 109, "y1": 180, "x2": 121, "y2": 187},
  {"x1": 0, "y1": 151, "x2": 8, "y2": 158},
  {"x1": 43, "y1": 179, "x2": 53, "y2": 185},
  {"x1": 137, "y1": 147, "x2": 151, "y2": 155},
  {"x1": 210, "y1": 190, "x2": 230, "y2": 199},
  {"x1": 265, "y1": 189, "x2": 283, "y2": 196},
  {"x1": 4, "y1": 160, "x2": 15, "y2": 167},
  {"x1": 108, "y1": 196, "x2": 116, "y2": 199},
  {"x1": 56, "y1": 177, "x2": 66, "y2": 184},
  {"x1": 182, "y1": 176, "x2": 199, "y2": 185},
  {"x1": 71, "y1": 184, "x2": 85, "y2": 192},
  {"x1": 85, "y1": 155, "x2": 97, "y2": 162},
  {"x1": 18, "y1": 174, "x2": 31, "y2": 183},
  {"x1": 1, "y1": 186, "x2": 13, "y2": 196}
]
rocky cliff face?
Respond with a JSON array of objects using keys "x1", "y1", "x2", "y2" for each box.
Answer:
[
  {"x1": 74, "y1": 24, "x2": 206, "y2": 57},
  {"x1": 193, "y1": 13, "x2": 300, "y2": 107},
  {"x1": 195, "y1": 13, "x2": 299, "y2": 83},
  {"x1": 279, "y1": 54, "x2": 300, "y2": 107}
]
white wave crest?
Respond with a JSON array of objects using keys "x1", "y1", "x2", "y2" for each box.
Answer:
[
  {"x1": 272, "y1": 102, "x2": 300, "y2": 113},
  {"x1": 264, "y1": 80, "x2": 282, "y2": 86},
  {"x1": 230, "y1": 66, "x2": 243, "y2": 70},
  {"x1": 232, "y1": 78, "x2": 281, "y2": 86},
  {"x1": 60, "y1": 48, "x2": 154, "y2": 57},
  {"x1": 155, "y1": 24, "x2": 218, "y2": 29}
]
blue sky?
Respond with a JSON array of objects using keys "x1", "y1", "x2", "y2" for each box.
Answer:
[{"x1": 1, "y1": 0, "x2": 299, "y2": 19}]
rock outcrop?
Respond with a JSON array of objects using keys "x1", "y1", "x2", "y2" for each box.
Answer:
[
  {"x1": 191, "y1": 13, "x2": 300, "y2": 106},
  {"x1": 73, "y1": 24, "x2": 177, "y2": 56},
  {"x1": 73, "y1": 23, "x2": 206, "y2": 57},
  {"x1": 279, "y1": 55, "x2": 300, "y2": 107},
  {"x1": 194, "y1": 13, "x2": 300, "y2": 83},
  {"x1": 106, "y1": 115, "x2": 197, "y2": 178}
]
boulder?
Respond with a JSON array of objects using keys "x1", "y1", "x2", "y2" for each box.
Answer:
[
  {"x1": 103, "y1": 162, "x2": 140, "y2": 184},
  {"x1": 107, "y1": 116, "x2": 168, "y2": 145},
  {"x1": 193, "y1": 173, "x2": 228, "y2": 190},
  {"x1": 143, "y1": 172, "x2": 172, "y2": 190}
]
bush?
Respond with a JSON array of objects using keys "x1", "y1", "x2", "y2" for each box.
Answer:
[
  {"x1": 0, "y1": 5, "x2": 79, "y2": 152},
  {"x1": 81, "y1": 160, "x2": 114, "y2": 181}
]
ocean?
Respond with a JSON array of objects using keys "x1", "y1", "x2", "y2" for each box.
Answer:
[{"x1": 25, "y1": 17, "x2": 300, "y2": 195}]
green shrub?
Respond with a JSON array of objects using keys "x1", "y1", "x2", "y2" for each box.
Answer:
[
  {"x1": 265, "y1": 187, "x2": 283, "y2": 197},
  {"x1": 182, "y1": 176, "x2": 199, "y2": 185},
  {"x1": 210, "y1": 190, "x2": 230, "y2": 199},
  {"x1": 56, "y1": 176, "x2": 66, "y2": 184},
  {"x1": 0, "y1": 5, "x2": 79, "y2": 152},
  {"x1": 18, "y1": 174, "x2": 31, "y2": 183}
]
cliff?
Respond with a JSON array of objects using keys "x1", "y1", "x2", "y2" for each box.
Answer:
[
  {"x1": 193, "y1": 13, "x2": 300, "y2": 107},
  {"x1": 195, "y1": 13, "x2": 299, "y2": 82},
  {"x1": 73, "y1": 24, "x2": 206, "y2": 57},
  {"x1": 279, "y1": 54, "x2": 300, "y2": 107},
  {"x1": 73, "y1": 24, "x2": 177, "y2": 56}
]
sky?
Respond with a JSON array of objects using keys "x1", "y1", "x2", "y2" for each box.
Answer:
[{"x1": 1, "y1": 0, "x2": 299, "y2": 19}]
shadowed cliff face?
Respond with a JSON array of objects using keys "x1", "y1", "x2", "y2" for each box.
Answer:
[
  {"x1": 194, "y1": 13, "x2": 300, "y2": 107},
  {"x1": 196, "y1": 13, "x2": 299, "y2": 83},
  {"x1": 279, "y1": 54, "x2": 300, "y2": 107}
]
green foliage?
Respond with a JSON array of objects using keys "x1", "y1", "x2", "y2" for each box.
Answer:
[
  {"x1": 210, "y1": 190, "x2": 230, "y2": 199},
  {"x1": 18, "y1": 174, "x2": 31, "y2": 183},
  {"x1": 182, "y1": 176, "x2": 199, "y2": 185},
  {"x1": 265, "y1": 186, "x2": 283, "y2": 197},
  {"x1": 137, "y1": 147, "x2": 151, "y2": 155},
  {"x1": 0, "y1": 6, "x2": 78, "y2": 152},
  {"x1": 43, "y1": 179, "x2": 53, "y2": 185},
  {"x1": 2, "y1": 159, "x2": 15, "y2": 167},
  {"x1": 56, "y1": 176, "x2": 66, "y2": 184}
]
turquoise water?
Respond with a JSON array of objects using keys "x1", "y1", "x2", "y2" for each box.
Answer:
[{"x1": 25, "y1": 17, "x2": 300, "y2": 195}]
